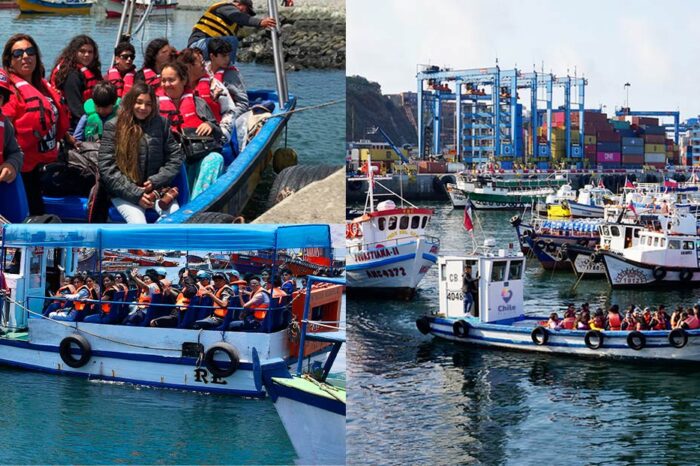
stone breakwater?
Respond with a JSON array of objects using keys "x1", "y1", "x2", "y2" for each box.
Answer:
[{"x1": 238, "y1": 7, "x2": 345, "y2": 70}]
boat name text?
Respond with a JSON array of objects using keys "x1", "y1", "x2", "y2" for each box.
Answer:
[{"x1": 354, "y1": 246, "x2": 400, "y2": 262}]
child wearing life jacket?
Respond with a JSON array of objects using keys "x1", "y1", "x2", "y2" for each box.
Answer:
[
  {"x1": 649, "y1": 308, "x2": 669, "y2": 331},
  {"x1": 622, "y1": 311, "x2": 637, "y2": 331},
  {"x1": 106, "y1": 41, "x2": 136, "y2": 98},
  {"x1": 74, "y1": 82, "x2": 120, "y2": 142},
  {"x1": 547, "y1": 312, "x2": 560, "y2": 329},
  {"x1": 557, "y1": 309, "x2": 576, "y2": 330},
  {"x1": 0, "y1": 68, "x2": 23, "y2": 187},
  {"x1": 589, "y1": 309, "x2": 606, "y2": 331}
]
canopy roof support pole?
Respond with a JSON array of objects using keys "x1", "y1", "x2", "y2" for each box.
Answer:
[{"x1": 268, "y1": 0, "x2": 288, "y2": 108}]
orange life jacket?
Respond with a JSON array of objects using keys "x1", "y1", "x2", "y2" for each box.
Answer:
[
  {"x1": 141, "y1": 68, "x2": 160, "y2": 88},
  {"x1": 560, "y1": 316, "x2": 575, "y2": 330},
  {"x1": 652, "y1": 318, "x2": 666, "y2": 331},
  {"x1": 4, "y1": 74, "x2": 68, "y2": 171},
  {"x1": 175, "y1": 291, "x2": 190, "y2": 310},
  {"x1": 271, "y1": 287, "x2": 287, "y2": 307},
  {"x1": 73, "y1": 285, "x2": 97, "y2": 312},
  {"x1": 156, "y1": 87, "x2": 206, "y2": 132},
  {"x1": 251, "y1": 289, "x2": 270, "y2": 320},
  {"x1": 607, "y1": 313, "x2": 621, "y2": 331},
  {"x1": 213, "y1": 285, "x2": 232, "y2": 318},
  {"x1": 106, "y1": 66, "x2": 135, "y2": 97},
  {"x1": 197, "y1": 283, "x2": 214, "y2": 296},
  {"x1": 137, "y1": 285, "x2": 160, "y2": 309},
  {"x1": 50, "y1": 63, "x2": 99, "y2": 102},
  {"x1": 193, "y1": 76, "x2": 222, "y2": 121},
  {"x1": 52, "y1": 283, "x2": 76, "y2": 306},
  {"x1": 101, "y1": 285, "x2": 121, "y2": 313}
]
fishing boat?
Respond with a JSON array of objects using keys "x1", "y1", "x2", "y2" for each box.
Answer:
[
  {"x1": 99, "y1": 0, "x2": 176, "y2": 17},
  {"x1": 346, "y1": 161, "x2": 440, "y2": 299},
  {"x1": 564, "y1": 183, "x2": 617, "y2": 218},
  {"x1": 415, "y1": 248, "x2": 700, "y2": 363},
  {"x1": 0, "y1": 223, "x2": 344, "y2": 396},
  {"x1": 446, "y1": 183, "x2": 468, "y2": 209},
  {"x1": 462, "y1": 173, "x2": 568, "y2": 210},
  {"x1": 17, "y1": 0, "x2": 93, "y2": 14},
  {"x1": 263, "y1": 275, "x2": 345, "y2": 465}
]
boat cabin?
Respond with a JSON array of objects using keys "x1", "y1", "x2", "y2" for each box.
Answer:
[
  {"x1": 347, "y1": 199, "x2": 433, "y2": 250},
  {"x1": 438, "y1": 247, "x2": 524, "y2": 324}
]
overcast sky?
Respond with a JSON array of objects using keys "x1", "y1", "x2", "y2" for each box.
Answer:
[{"x1": 348, "y1": 0, "x2": 698, "y2": 122}]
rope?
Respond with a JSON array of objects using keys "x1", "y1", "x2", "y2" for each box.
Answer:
[
  {"x1": 300, "y1": 320, "x2": 345, "y2": 331},
  {"x1": 261, "y1": 98, "x2": 345, "y2": 121},
  {"x1": 301, "y1": 374, "x2": 345, "y2": 403}
]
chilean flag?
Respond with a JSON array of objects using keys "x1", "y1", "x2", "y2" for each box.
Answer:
[
  {"x1": 627, "y1": 201, "x2": 637, "y2": 217},
  {"x1": 464, "y1": 199, "x2": 474, "y2": 232},
  {"x1": 624, "y1": 178, "x2": 634, "y2": 188}
]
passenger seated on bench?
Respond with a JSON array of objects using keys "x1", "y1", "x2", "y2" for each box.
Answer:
[
  {"x1": 151, "y1": 267, "x2": 198, "y2": 328},
  {"x1": 621, "y1": 310, "x2": 637, "y2": 331},
  {"x1": 122, "y1": 268, "x2": 162, "y2": 325},
  {"x1": 575, "y1": 310, "x2": 590, "y2": 330},
  {"x1": 268, "y1": 276, "x2": 288, "y2": 307},
  {"x1": 0, "y1": 68, "x2": 23, "y2": 187},
  {"x1": 49, "y1": 274, "x2": 98, "y2": 321},
  {"x1": 546, "y1": 312, "x2": 559, "y2": 329},
  {"x1": 74, "y1": 81, "x2": 120, "y2": 142},
  {"x1": 556, "y1": 309, "x2": 575, "y2": 330},
  {"x1": 650, "y1": 308, "x2": 669, "y2": 330},
  {"x1": 681, "y1": 305, "x2": 700, "y2": 330},
  {"x1": 84, "y1": 274, "x2": 119, "y2": 323},
  {"x1": 589, "y1": 308, "x2": 605, "y2": 331},
  {"x1": 113, "y1": 271, "x2": 129, "y2": 293},
  {"x1": 670, "y1": 306, "x2": 684, "y2": 329},
  {"x1": 228, "y1": 277, "x2": 269, "y2": 330},
  {"x1": 43, "y1": 275, "x2": 77, "y2": 316},
  {"x1": 192, "y1": 272, "x2": 233, "y2": 329},
  {"x1": 606, "y1": 304, "x2": 622, "y2": 331},
  {"x1": 280, "y1": 269, "x2": 296, "y2": 296}
]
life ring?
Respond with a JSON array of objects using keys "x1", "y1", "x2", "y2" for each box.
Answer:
[
  {"x1": 536, "y1": 240, "x2": 546, "y2": 250},
  {"x1": 531, "y1": 326, "x2": 549, "y2": 345},
  {"x1": 679, "y1": 269, "x2": 693, "y2": 282},
  {"x1": 346, "y1": 222, "x2": 361, "y2": 239},
  {"x1": 669, "y1": 328, "x2": 688, "y2": 348},
  {"x1": 204, "y1": 342, "x2": 240, "y2": 378},
  {"x1": 416, "y1": 316, "x2": 431, "y2": 335},
  {"x1": 627, "y1": 331, "x2": 646, "y2": 351},
  {"x1": 546, "y1": 242, "x2": 557, "y2": 253},
  {"x1": 584, "y1": 330, "x2": 604, "y2": 350},
  {"x1": 452, "y1": 320, "x2": 470, "y2": 338},
  {"x1": 576, "y1": 238, "x2": 588, "y2": 247},
  {"x1": 652, "y1": 267, "x2": 666, "y2": 281},
  {"x1": 58, "y1": 334, "x2": 92, "y2": 368}
]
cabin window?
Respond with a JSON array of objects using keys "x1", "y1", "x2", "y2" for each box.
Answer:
[
  {"x1": 653, "y1": 237, "x2": 659, "y2": 247},
  {"x1": 508, "y1": 260, "x2": 523, "y2": 280},
  {"x1": 491, "y1": 261, "x2": 507, "y2": 282},
  {"x1": 683, "y1": 241, "x2": 695, "y2": 250},
  {"x1": 421, "y1": 216, "x2": 428, "y2": 228},
  {"x1": 669, "y1": 239, "x2": 681, "y2": 250},
  {"x1": 610, "y1": 226, "x2": 620, "y2": 237},
  {"x1": 602, "y1": 226, "x2": 610, "y2": 236},
  {"x1": 660, "y1": 238, "x2": 666, "y2": 248},
  {"x1": 411, "y1": 216, "x2": 420, "y2": 229},
  {"x1": 378, "y1": 217, "x2": 386, "y2": 231},
  {"x1": 388, "y1": 216, "x2": 397, "y2": 230},
  {"x1": 2, "y1": 248, "x2": 21, "y2": 274},
  {"x1": 633, "y1": 229, "x2": 640, "y2": 238},
  {"x1": 440, "y1": 264, "x2": 446, "y2": 281},
  {"x1": 399, "y1": 216, "x2": 409, "y2": 230}
]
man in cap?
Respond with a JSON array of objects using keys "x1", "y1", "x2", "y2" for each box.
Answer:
[
  {"x1": 0, "y1": 68, "x2": 24, "y2": 185},
  {"x1": 188, "y1": 0, "x2": 277, "y2": 65},
  {"x1": 193, "y1": 271, "x2": 233, "y2": 329}
]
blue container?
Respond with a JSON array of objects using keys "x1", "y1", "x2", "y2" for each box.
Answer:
[
  {"x1": 597, "y1": 142, "x2": 621, "y2": 152},
  {"x1": 500, "y1": 161, "x2": 514, "y2": 169},
  {"x1": 622, "y1": 137, "x2": 643, "y2": 146},
  {"x1": 571, "y1": 146, "x2": 582, "y2": 156},
  {"x1": 622, "y1": 145, "x2": 644, "y2": 155},
  {"x1": 538, "y1": 144, "x2": 551, "y2": 156}
]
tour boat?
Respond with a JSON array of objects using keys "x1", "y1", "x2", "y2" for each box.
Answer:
[
  {"x1": 99, "y1": 0, "x2": 176, "y2": 17},
  {"x1": 0, "y1": 224, "x2": 343, "y2": 396},
  {"x1": 416, "y1": 248, "x2": 700, "y2": 362},
  {"x1": 17, "y1": 0, "x2": 93, "y2": 14},
  {"x1": 563, "y1": 184, "x2": 617, "y2": 218},
  {"x1": 457, "y1": 172, "x2": 568, "y2": 210},
  {"x1": 346, "y1": 163, "x2": 440, "y2": 299}
]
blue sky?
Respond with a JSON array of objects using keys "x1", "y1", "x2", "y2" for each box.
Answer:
[{"x1": 348, "y1": 0, "x2": 697, "y2": 122}]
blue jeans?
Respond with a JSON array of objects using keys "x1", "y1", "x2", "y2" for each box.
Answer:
[
  {"x1": 463, "y1": 292, "x2": 473, "y2": 315},
  {"x1": 50, "y1": 309, "x2": 78, "y2": 321},
  {"x1": 189, "y1": 36, "x2": 239, "y2": 65}
]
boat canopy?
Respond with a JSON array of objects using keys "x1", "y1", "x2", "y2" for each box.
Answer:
[{"x1": 1, "y1": 224, "x2": 331, "y2": 251}]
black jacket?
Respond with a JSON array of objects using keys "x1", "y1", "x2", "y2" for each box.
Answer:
[
  {"x1": 1, "y1": 116, "x2": 24, "y2": 174},
  {"x1": 98, "y1": 115, "x2": 183, "y2": 204}
]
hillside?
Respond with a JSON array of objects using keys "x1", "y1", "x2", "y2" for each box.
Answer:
[{"x1": 346, "y1": 75, "x2": 417, "y2": 146}]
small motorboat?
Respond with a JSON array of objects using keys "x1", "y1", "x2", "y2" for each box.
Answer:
[
  {"x1": 99, "y1": 0, "x2": 176, "y2": 17},
  {"x1": 17, "y1": 0, "x2": 92, "y2": 14}
]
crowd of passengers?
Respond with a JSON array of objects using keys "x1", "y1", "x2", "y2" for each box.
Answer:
[
  {"x1": 0, "y1": 28, "x2": 272, "y2": 223},
  {"x1": 42, "y1": 266, "x2": 302, "y2": 330},
  {"x1": 545, "y1": 302, "x2": 700, "y2": 332}
]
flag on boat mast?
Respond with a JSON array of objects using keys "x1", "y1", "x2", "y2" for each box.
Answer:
[
  {"x1": 365, "y1": 159, "x2": 375, "y2": 189},
  {"x1": 464, "y1": 199, "x2": 474, "y2": 232},
  {"x1": 624, "y1": 177, "x2": 634, "y2": 189},
  {"x1": 598, "y1": 178, "x2": 605, "y2": 188},
  {"x1": 627, "y1": 201, "x2": 637, "y2": 217}
]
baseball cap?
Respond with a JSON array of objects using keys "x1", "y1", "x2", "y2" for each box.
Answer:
[
  {"x1": 196, "y1": 270, "x2": 211, "y2": 280},
  {"x1": 155, "y1": 267, "x2": 167, "y2": 276},
  {"x1": 212, "y1": 272, "x2": 226, "y2": 280}
]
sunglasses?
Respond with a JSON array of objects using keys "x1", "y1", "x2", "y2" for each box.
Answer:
[
  {"x1": 118, "y1": 54, "x2": 135, "y2": 61},
  {"x1": 11, "y1": 47, "x2": 36, "y2": 59}
]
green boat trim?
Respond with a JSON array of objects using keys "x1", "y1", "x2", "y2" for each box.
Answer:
[{"x1": 271, "y1": 375, "x2": 346, "y2": 404}]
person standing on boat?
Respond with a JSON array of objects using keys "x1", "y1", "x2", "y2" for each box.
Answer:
[
  {"x1": 462, "y1": 264, "x2": 479, "y2": 316},
  {"x1": 98, "y1": 82, "x2": 184, "y2": 224},
  {"x1": 50, "y1": 35, "x2": 103, "y2": 130},
  {"x1": 193, "y1": 271, "x2": 233, "y2": 329},
  {"x1": 0, "y1": 68, "x2": 24, "y2": 187},
  {"x1": 106, "y1": 41, "x2": 137, "y2": 98},
  {"x1": 134, "y1": 38, "x2": 177, "y2": 89},
  {"x1": 188, "y1": 0, "x2": 276, "y2": 65},
  {"x1": 2, "y1": 34, "x2": 70, "y2": 215}
]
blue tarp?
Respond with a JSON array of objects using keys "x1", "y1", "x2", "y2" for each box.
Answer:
[{"x1": 1, "y1": 224, "x2": 331, "y2": 251}]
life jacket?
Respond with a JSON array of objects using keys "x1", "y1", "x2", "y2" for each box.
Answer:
[
  {"x1": 194, "y1": 76, "x2": 222, "y2": 121},
  {"x1": 271, "y1": 287, "x2": 287, "y2": 307},
  {"x1": 4, "y1": 74, "x2": 68, "y2": 172},
  {"x1": 0, "y1": 117, "x2": 4, "y2": 163},
  {"x1": 52, "y1": 283, "x2": 76, "y2": 306},
  {"x1": 652, "y1": 318, "x2": 667, "y2": 331},
  {"x1": 559, "y1": 316, "x2": 575, "y2": 330},
  {"x1": 197, "y1": 283, "x2": 214, "y2": 296},
  {"x1": 101, "y1": 285, "x2": 121, "y2": 313},
  {"x1": 175, "y1": 291, "x2": 190, "y2": 310},
  {"x1": 213, "y1": 65, "x2": 238, "y2": 84},
  {"x1": 607, "y1": 313, "x2": 621, "y2": 331},
  {"x1": 156, "y1": 87, "x2": 206, "y2": 132},
  {"x1": 82, "y1": 97, "x2": 120, "y2": 142},
  {"x1": 106, "y1": 66, "x2": 135, "y2": 97},
  {"x1": 685, "y1": 315, "x2": 700, "y2": 330},
  {"x1": 137, "y1": 285, "x2": 160, "y2": 309},
  {"x1": 213, "y1": 285, "x2": 232, "y2": 318},
  {"x1": 73, "y1": 285, "x2": 98, "y2": 312},
  {"x1": 142, "y1": 68, "x2": 160, "y2": 88},
  {"x1": 250, "y1": 289, "x2": 270, "y2": 320},
  {"x1": 192, "y1": 2, "x2": 241, "y2": 38},
  {"x1": 50, "y1": 63, "x2": 99, "y2": 102}
]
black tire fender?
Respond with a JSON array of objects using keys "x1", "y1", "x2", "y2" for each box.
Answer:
[
  {"x1": 627, "y1": 331, "x2": 646, "y2": 351},
  {"x1": 679, "y1": 269, "x2": 693, "y2": 282},
  {"x1": 416, "y1": 316, "x2": 431, "y2": 335},
  {"x1": 267, "y1": 165, "x2": 340, "y2": 208},
  {"x1": 669, "y1": 328, "x2": 688, "y2": 348},
  {"x1": 204, "y1": 342, "x2": 240, "y2": 378},
  {"x1": 531, "y1": 326, "x2": 549, "y2": 345},
  {"x1": 652, "y1": 267, "x2": 666, "y2": 281},
  {"x1": 584, "y1": 330, "x2": 604, "y2": 350},
  {"x1": 186, "y1": 212, "x2": 238, "y2": 224},
  {"x1": 23, "y1": 214, "x2": 62, "y2": 224},
  {"x1": 536, "y1": 240, "x2": 546, "y2": 250},
  {"x1": 546, "y1": 242, "x2": 557, "y2": 253},
  {"x1": 58, "y1": 334, "x2": 92, "y2": 368},
  {"x1": 510, "y1": 215, "x2": 521, "y2": 227},
  {"x1": 452, "y1": 320, "x2": 470, "y2": 338}
]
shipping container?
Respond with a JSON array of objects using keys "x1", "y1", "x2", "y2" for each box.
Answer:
[
  {"x1": 622, "y1": 154, "x2": 644, "y2": 165},
  {"x1": 610, "y1": 120, "x2": 631, "y2": 130},
  {"x1": 584, "y1": 135, "x2": 596, "y2": 144},
  {"x1": 646, "y1": 162, "x2": 665, "y2": 169},
  {"x1": 621, "y1": 137, "x2": 643, "y2": 146},
  {"x1": 598, "y1": 161, "x2": 621, "y2": 169},
  {"x1": 641, "y1": 125, "x2": 666, "y2": 136},
  {"x1": 418, "y1": 161, "x2": 447, "y2": 173},
  {"x1": 630, "y1": 117, "x2": 659, "y2": 126},
  {"x1": 644, "y1": 144, "x2": 666, "y2": 153},
  {"x1": 584, "y1": 144, "x2": 597, "y2": 155},
  {"x1": 622, "y1": 145, "x2": 644, "y2": 155},
  {"x1": 597, "y1": 142, "x2": 621, "y2": 152},
  {"x1": 644, "y1": 153, "x2": 666, "y2": 164},
  {"x1": 597, "y1": 151, "x2": 621, "y2": 163},
  {"x1": 644, "y1": 134, "x2": 665, "y2": 144},
  {"x1": 596, "y1": 131, "x2": 621, "y2": 142}
]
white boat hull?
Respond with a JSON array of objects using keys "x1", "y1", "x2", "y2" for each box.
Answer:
[
  {"x1": 424, "y1": 316, "x2": 700, "y2": 362},
  {"x1": 446, "y1": 183, "x2": 467, "y2": 208},
  {"x1": 567, "y1": 201, "x2": 604, "y2": 218},
  {"x1": 100, "y1": 0, "x2": 176, "y2": 17},
  {"x1": 601, "y1": 252, "x2": 700, "y2": 288}
]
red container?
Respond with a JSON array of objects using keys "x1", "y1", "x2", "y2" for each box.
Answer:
[
  {"x1": 644, "y1": 134, "x2": 665, "y2": 144},
  {"x1": 622, "y1": 154, "x2": 644, "y2": 164},
  {"x1": 584, "y1": 144, "x2": 596, "y2": 155},
  {"x1": 596, "y1": 131, "x2": 621, "y2": 143},
  {"x1": 632, "y1": 116, "x2": 659, "y2": 126},
  {"x1": 596, "y1": 151, "x2": 621, "y2": 163}
]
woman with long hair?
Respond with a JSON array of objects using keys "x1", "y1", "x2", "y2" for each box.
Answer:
[
  {"x1": 157, "y1": 61, "x2": 225, "y2": 200},
  {"x1": 97, "y1": 82, "x2": 184, "y2": 223},
  {"x1": 50, "y1": 34, "x2": 103, "y2": 129},
  {"x1": 1, "y1": 33, "x2": 70, "y2": 214},
  {"x1": 135, "y1": 38, "x2": 176, "y2": 89}
]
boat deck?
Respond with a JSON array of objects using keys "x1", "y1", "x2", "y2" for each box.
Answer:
[{"x1": 0, "y1": 331, "x2": 29, "y2": 342}]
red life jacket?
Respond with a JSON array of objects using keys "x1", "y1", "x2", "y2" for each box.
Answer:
[
  {"x1": 560, "y1": 316, "x2": 575, "y2": 330},
  {"x1": 213, "y1": 65, "x2": 238, "y2": 84},
  {"x1": 137, "y1": 285, "x2": 161, "y2": 309},
  {"x1": 142, "y1": 68, "x2": 160, "y2": 88},
  {"x1": 607, "y1": 313, "x2": 621, "y2": 331},
  {"x1": 50, "y1": 63, "x2": 99, "y2": 102},
  {"x1": 73, "y1": 285, "x2": 98, "y2": 312},
  {"x1": 106, "y1": 66, "x2": 135, "y2": 97},
  {"x1": 194, "y1": 76, "x2": 221, "y2": 121},
  {"x1": 175, "y1": 291, "x2": 190, "y2": 310},
  {"x1": 652, "y1": 318, "x2": 666, "y2": 331},
  {"x1": 3, "y1": 74, "x2": 68, "y2": 172},
  {"x1": 156, "y1": 88, "x2": 206, "y2": 132},
  {"x1": 0, "y1": 117, "x2": 4, "y2": 163}
]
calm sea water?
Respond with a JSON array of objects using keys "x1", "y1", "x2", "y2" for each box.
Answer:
[
  {"x1": 348, "y1": 203, "x2": 700, "y2": 465},
  {"x1": 0, "y1": 10, "x2": 344, "y2": 166}
]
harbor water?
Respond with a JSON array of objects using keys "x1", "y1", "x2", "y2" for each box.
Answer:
[{"x1": 348, "y1": 203, "x2": 700, "y2": 465}]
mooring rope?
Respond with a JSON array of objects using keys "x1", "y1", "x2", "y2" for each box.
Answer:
[{"x1": 262, "y1": 98, "x2": 345, "y2": 121}]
